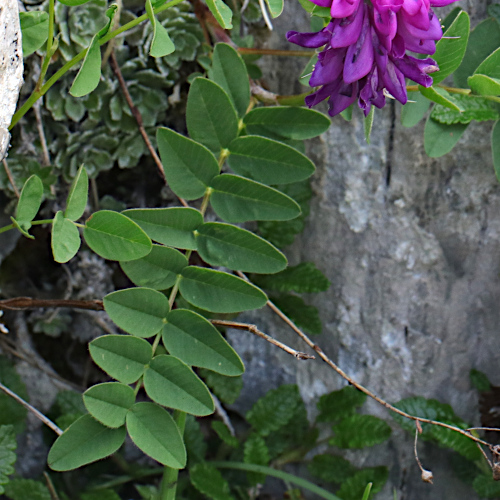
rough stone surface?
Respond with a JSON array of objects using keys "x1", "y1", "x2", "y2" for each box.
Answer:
[{"x1": 228, "y1": 1, "x2": 499, "y2": 499}]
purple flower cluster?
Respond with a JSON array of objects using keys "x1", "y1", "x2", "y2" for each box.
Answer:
[{"x1": 287, "y1": 0, "x2": 456, "y2": 116}]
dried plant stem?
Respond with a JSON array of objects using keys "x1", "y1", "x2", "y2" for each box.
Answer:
[
  {"x1": 34, "y1": 102, "x2": 50, "y2": 166},
  {"x1": 43, "y1": 472, "x2": 61, "y2": 500},
  {"x1": 0, "y1": 297, "x2": 104, "y2": 311},
  {"x1": 2, "y1": 159, "x2": 19, "y2": 197}
]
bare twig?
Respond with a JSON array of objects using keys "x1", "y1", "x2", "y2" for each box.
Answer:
[
  {"x1": 34, "y1": 102, "x2": 50, "y2": 166},
  {"x1": 2, "y1": 159, "x2": 19, "y2": 197},
  {"x1": 414, "y1": 425, "x2": 433, "y2": 483},
  {"x1": 43, "y1": 472, "x2": 61, "y2": 500},
  {"x1": 211, "y1": 319, "x2": 314, "y2": 360},
  {"x1": 0, "y1": 297, "x2": 104, "y2": 311},
  {"x1": 0, "y1": 381, "x2": 62, "y2": 435}
]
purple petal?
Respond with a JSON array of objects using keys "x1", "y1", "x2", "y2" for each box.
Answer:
[
  {"x1": 308, "y1": 0, "x2": 333, "y2": 7},
  {"x1": 328, "y1": 81, "x2": 358, "y2": 115},
  {"x1": 310, "y1": 48, "x2": 347, "y2": 85},
  {"x1": 343, "y1": 12, "x2": 374, "y2": 83},
  {"x1": 306, "y1": 80, "x2": 342, "y2": 107},
  {"x1": 330, "y1": 0, "x2": 361, "y2": 19},
  {"x1": 382, "y1": 60, "x2": 407, "y2": 103},
  {"x1": 286, "y1": 27, "x2": 332, "y2": 48},
  {"x1": 392, "y1": 55, "x2": 437, "y2": 86},
  {"x1": 330, "y1": 6, "x2": 364, "y2": 48}
]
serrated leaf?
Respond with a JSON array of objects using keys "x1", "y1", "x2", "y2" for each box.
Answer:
[
  {"x1": 15, "y1": 175, "x2": 43, "y2": 223},
  {"x1": 198, "y1": 369, "x2": 242, "y2": 405},
  {"x1": 51, "y1": 211, "x2": 81, "y2": 263},
  {"x1": 19, "y1": 11, "x2": 49, "y2": 57},
  {"x1": 204, "y1": 0, "x2": 233, "y2": 29},
  {"x1": 492, "y1": 120, "x2": 500, "y2": 182},
  {"x1": 419, "y1": 86, "x2": 464, "y2": 111},
  {"x1": 244, "y1": 434, "x2": 270, "y2": 485},
  {"x1": 196, "y1": 222, "x2": 287, "y2": 274},
  {"x1": 473, "y1": 474, "x2": 500, "y2": 498},
  {"x1": 64, "y1": 165, "x2": 88, "y2": 220},
  {"x1": 3, "y1": 479, "x2": 51, "y2": 500},
  {"x1": 84, "y1": 211, "x2": 152, "y2": 261},
  {"x1": 270, "y1": 294, "x2": 322, "y2": 335},
  {"x1": 190, "y1": 463, "x2": 235, "y2": 500},
  {"x1": 329, "y1": 414, "x2": 391, "y2": 449},
  {"x1": 0, "y1": 425, "x2": 16, "y2": 495},
  {"x1": 123, "y1": 207, "x2": 202, "y2": 250},
  {"x1": 307, "y1": 454, "x2": 356, "y2": 484},
  {"x1": 401, "y1": 92, "x2": 430, "y2": 128},
  {"x1": 185, "y1": 415, "x2": 207, "y2": 465},
  {"x1": 212, "y1": 421, "x2": 239, "y2": 448},
  {"x1": 431, "y1": 94, "x2": 500, "y2": 124},
  {"x1": 70, "y1": 34, "x2": 101, "y2": 97},
  {"x1": 163, "y1": 309, "x2": 244, "y2": 376},
  {"x1": 146, "y1": 0, "x2": 175, "y2": 57},
  {"x1": 317, "y1": 386, "x2": 366, "y2": 422},
  {"x1": 48, "y1": 414, "x2": 126, "y2": 471},
  {"x1": 424, "y1": 117, "x2": 468, "y2": 157},
  {"x1": 470, "y1": 369, "x2": 491, "y2": 392},
  {"x1": 126, "y1": 402, "x2": 186, "y2": 468},
  {"x1": 336, "y1": 467, "x2": 388, "y2": 500},
  {"x1": 474, "y1": 46, "x2": 500, "y2": 79},
  {"x1": 427, "y1": 421, "x2": 482, "y2": 460},
  {"x1": 0, "y1": 358, "x2": 28, "y2": 434},
  {"x1": 468, "y1": 74, "x2": 500, "y2": 96},
  {"x1": 89, "y1": 335, "x2": 153, "y2": 384},
  {"x1": 104, "y1": 288, "x2": 169, "y2": 338}
]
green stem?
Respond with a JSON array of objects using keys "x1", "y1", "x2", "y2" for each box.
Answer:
[
  {"x1": 0, "y1": 218, "x2": 54, "y2": 236},
  {"x1": 0, "y1": 224, "x2": 14, "y2": 235},
  {"x1": 210, "y1": 462, "x2": 342, "y2": 500},
  {"x1": 36, "y1": 0, "x2": 56, "y2": 92}
]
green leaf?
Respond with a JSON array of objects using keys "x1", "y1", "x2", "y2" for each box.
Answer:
[
  {"x1": 454, "y1": 17, "x2": 500, "y2": 88},
  {"x1": 10, "y1": 217, "x2": 33, "y2": 239},
  {"x1": 144, "y1": 355, "x2": 214, "y2": 415},
  {"x1": 83, "y1": 383, "x2": 135, "y2": 428},
  {"x1": 89, "y1": 335, "x2": 153, "y2": 384},
  {"x1": 84, "y1": 210, "x2": 152, "y2": 261},
  {"x1": 196, "y1": 222, "x2": 287, "y2": 274},
  {"x1": 198, "y1": 369, "x2": 242, "y2": 405},
  {"x1": 126, "y1": 402, "x2": 186, "y2": 468},
  {"x1": 252, "y1": 262, "x2": 330, "y2": 293},
  {"x1": 431, "y1": 94, "x2": 500, "y2": 124},
  {"x1": 210, "y1": 174, "x2": 301, "y2": 223},
  {"x1": 307, "y1": 454, "x2": 357, "y2": 484},
  {"x1": 329, "y1": 414, "x2": 391, "y2": 448},
  {"x1": 474, "y1": 46, "x2": 500, "y2": 79},
  {"x1": 186, "y1": 78, "x2": 238, "y2": 152},
  {"x1": 401, "y1": 92, "x2": 430, "y2": 128},
  {"x1": 80, "y1": 490, "x2": 122, "y2": 500},
  {"x1": 470, "y1": 368, "x2": 491, "y2": 392},
  {"x1": 211, "y1": 43, "x2": 250, "y2": 117},
  {"x1": 204, "y1": 0, "x2": 233, "y2": 29},
  {"x1": 363, "y1": 107, "x2": 375, "y2": 144},
  {"x1": 336, "y1": 467, "x2": 388, "y2": 500},
  {"x1": 473, "y1": 474, "x2": 500, "y2": 498},
  {"x1": 163, "y1": 309, "x2": 244, "y2": 376},
  {"x1": 123, "y1": 208, "x2": 202, "y2": 250},
  {"x1": 227, "y1": 136, "x2": 315, "y2": 185},
  {"x1": 468, "y1": 74, "x2": 500, "y2": 96},
  {"x1": 4, "y1": 479, "x2": 51, "y2": 500},
  {"x1": 432, "y1": 11, "x2": 470, "y2": 85},
  {"x1": 424, "y1": 117, "x2": 468, "y2": 157},
  {"x1": 146, "y1": 0, "x2": 175, "y2": 57},
  {"x1": 0, "y1": 358, "x2": 28, "y2": 434},
  {"x1": 57, "y1": 0, "x2": 92, "y2": 5},
  {"x1": 246, "y1": 385, "x2": 302, "y2": 436},
  {"x1": 48, "y1": 414, "x2": 126, "y2": 471},
  {"x1": 156, "y1": 128, "x2": 219, "y2": 200},
  {"x1": 270, "y1": 294, "x2": 322, "y2": 335},
  {"x1": 427, "y1": 421, "x2": 482, "y2": 460},
  {"x1": 418, "y1": 86, "x2": 463, "y2": 111},
  {"x1": 0, "y1": 425, "x2": 16, "y2": 495},
  {"x1": 264, "y1": 0, "x2": 284, "y2": 17},
  {"x1": 103, "y1": 288, "x2": 170, "y2": 338},
  {"x1": 317, "y1": 386, "x2": 366, "y2": 422},
  {"x1": 64, "y1": 164, "x2": 88, "y2": 221},
  {"x1": 69, "y1": 35, "x2": 101, "y2": 97},
  {"x1": 185, "y1": 415, "x2": 208, "y2": 465},
  {"x1": 492, "y1": 120, "x2": 500, "y2": 182},
  {"x1": 243, "y1": 107, "x2": 330, "y2": 140},
  {"x1": 19, "y1": 12, "x2": 49, "y2": 57},
  {"x1": 179, "y1": 266, "x2": 267, "y2": 313},
  {"x1": 212, "y1": 421, "x2": 239, "y2": 448},
  {"x1": 361, "y1": 483, "x2": 373, "y2": 500},
  {"x1": 15, "y1": 175, "x2": 43, "y2": 223},
  {"x1": 244, "y1": 434, "x2": 270, "y2": 485},
  {"x1": 120, "y1": 245, "x2": 187, "y2": 290},
  {"x1": 190, "y1": 463, "x2": 235, "y2": 500},
  {"x1": 51, "y1": 211, "x2": 81, "y2": 263}
]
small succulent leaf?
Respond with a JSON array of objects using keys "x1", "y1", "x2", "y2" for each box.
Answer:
[
  {"x1": 227, "y1": 136, "x2": 315, "y2": 185},
  {"x1": 317, "y1": 386, "x2": 367, "y2": 422},
  {"x1": 69, "y1": 34, "x2": 101, "y2": 97},
  {"x1": 401, "y1": 91, "x2": 430, "y2": 128},
  {"x1": 492, "y1": 120, "x2": 500, "y2": 182},
  {"x1": 474, "y1": 46, "x2": 500, "y2": 79},
  {"x1": 126, "y1": 402, "x2": 186, "y2": 468},
  {"x1": 0, "y1": 425, "x2": 16, "y2": 495},
  {"x1": 123, "y1": 207, "x2": 202, "y2": 250},
  {"x1": 211, "y1": 43, "x2": 250, "y2": 117},
  {"x1": 468, "y1": 74, "x2": 500, "y2": 96},
  {"x1": 190, "y1": 462, "x2": 235, "y2": 500},
  {"x1": 210, "y1": 174, "x2": 301, "y2": 222},
  {"x1": 64, "y1": 164, "x2": 88, "y2": 221},
  {"x1": 307, "y1": 454, "x2": 357, "y2": 484},
  {"x1": 145, "y1": 0, "x2": 175, "y2": 57},
  {"x1": 179, "y1": 266, "x2": 267, "y2": 313},
  {"x1": 120, "y1": 245, "x2": 188, "y2": 290},
  {"x1": 103, "y1": 288, "x2": 170, "y2": 338},
  {"x1": 15, "y1": 175, "x2": 43, "y2": 223},
  {"x1": 19, "y1": 12, "x2": 49, "y2": 57},
  {"x1": 47, "y1": 414, "x2": 126, "y2": 471},
  {"x1": 418, "y1": 86, "x2": 463, "y2": 111},
  {"x1": 329, "y1": 414, "x2": 392, "y2": 448},
  {"x1": 162, "y1": 309, "x2": 244, "y2": 376},
  {"x1": 265, "y1": 0, "x2": 284, "y2": 17},
  {"x1": 83, "y1": 383, "x2": 135, "y2": 428},
  {"x1": 83, "y1": 210, "x2": 152, "y2": 261},
  {"x1": 196, "y1": 222, "x2": 287, "y2": 274},
  {"x1": 204, "y1": 0, "x2": 233, "y2": 29},
  {"x1": 89, "y1": 335, "x2": 153, "y2": 384},
  {"x1": 424, "y1": 117, "x2": 468, "y2": 157},
  {"x1": 156, "y1": 127, "x2": 219, "y2": 200},
  {"x1": 143, "y1": 355, "x2": 214, "y2": 416},
  {"x1": 186, "y1": 78, "x2": 238, "y2": 152},
  {"x1": 51, "y1": 211, "x2": 81, "y2": 263}
]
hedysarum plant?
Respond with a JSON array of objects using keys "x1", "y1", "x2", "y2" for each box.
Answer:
[{"x1": 287, "y1": 0, "x2": 458, "y2": 116}]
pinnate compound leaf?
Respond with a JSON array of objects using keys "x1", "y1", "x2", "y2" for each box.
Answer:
[
  {"x1": 64, "y1": 164, "x2": 88, "y2": 221},
  {"x1": 212, "y1": 421, "x2": 239, "y2": 448},
  {"x1": 492, "y1": 120, "x2": 500, "y2": 182},
  {"x1": 210, "y1": 174, "x2": 301, "y2": 223},
  {"x1": 401, "y1": 91, "x2": 430, "y2": 128},
  {"x1": 157, "y1": 128, "x2": 219, "y2": 200},
  {"x1": 179, "y1": 266, "x2": 267, "y2": 313},
  {"x1": 3, "y1": 479, "x2": 50, "y2": 500},
  {"x1": 51, "y1": 211, "x2": 81, "y2": 263},
  {"x1": 329, "y1": 414, "x2": 391, "y2": 449},
  {"x1": 84, "y1": 211, "x2": 152, "y2": 261},
  {"x1": 424, "y1": 117, "x2": 468, "y2": 157},
  {"x1": 103, "y1": 288, "x2": 169, "y2": 338},
  {"x1": 198, "y1": 369, "x2": 242, "y2": 404},
  {"x1": 48, "y1": 414, "x2": 126, "y2": 471},
  {"x1": 227, "y1": 136, "x2": 315, "y2": 185},
  {"x1": 70, "y1": 35, "x2": 101, "y2": 97},
  {"x1": 190, "y1": 462, "x2": 235, "y2": 500},
  {"x1": 145, "y1": 0, "x2": 175, "y2": 57},
  {"x1": 123, "y1": 207, "x2": 202, "y2": 250},
  {"x1": 0, "y1": 425, "x2": 16, "y2": 495},
  {"x1": 317, "y1": 386, "x2": 367, "y2": 422},
  {"x1": 143, "y1": 355, "x2": 214, "y2": 416},
  {"x1": 83, "y1": 383, "x2": 135, "y2": 428},
  {"x1": 163, "y1": 309, "x2": 244, "y2": 376},
  {"x1": 468, "y1": 74, "x2": 500, "y2": 96},
  {"x1": 307, "y1": 454, "x2": 357, "y2": 484},
  {"x1": 15, "y1": 175, "x2": 43, "y2": 223},
  {"x1": 19, "y1": 12, "x2": 49, "y2": 57},
  {"x1": 204, "y1": 0, "x2": 233, "y2": 29},
  {"x1": 196, "y1": 223, "x2": 287, "y2": 274},
  {"x1": 0, "y1": 358, "x2": 28, "y2": 434},
  {"x1": 473, "y1": 474, "x2": 500, "y2": 498},
  {"x1": 243, "y1": 107, "x2": 330, "y2": 140},
  {"x1": 270, "y1": 294, "x2": 322, "y2": 335},
  {"x1": 431, "y1": 11, "x2": 470, "y2": 85},
  {"x1": 89, "y1": 335, "x2": 152, "y2": 384},
  {"x1": 186, "y1": 78, "x2": 238, "y2": 152},
  {"x1": 430, "y1": 94, "x2": 499, "y2": 124},
  {"x1": 126, "y1": 402, "x2": 186, "y2": 468},
  {"x1": 211, "y1": 43, "x2": 250, "y2": 117},
  {"x1": 120, "y1": 245, "x2": 188, "y2": 290}
]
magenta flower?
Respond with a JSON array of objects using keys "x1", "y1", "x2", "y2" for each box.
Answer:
[{"x1": 287, "y1": 0, "x2": 456, "y2": 116}]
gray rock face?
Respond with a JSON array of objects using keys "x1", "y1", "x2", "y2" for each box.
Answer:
[{"x1": 228, "y1": 1, "x2": 499, "y2": 498}]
